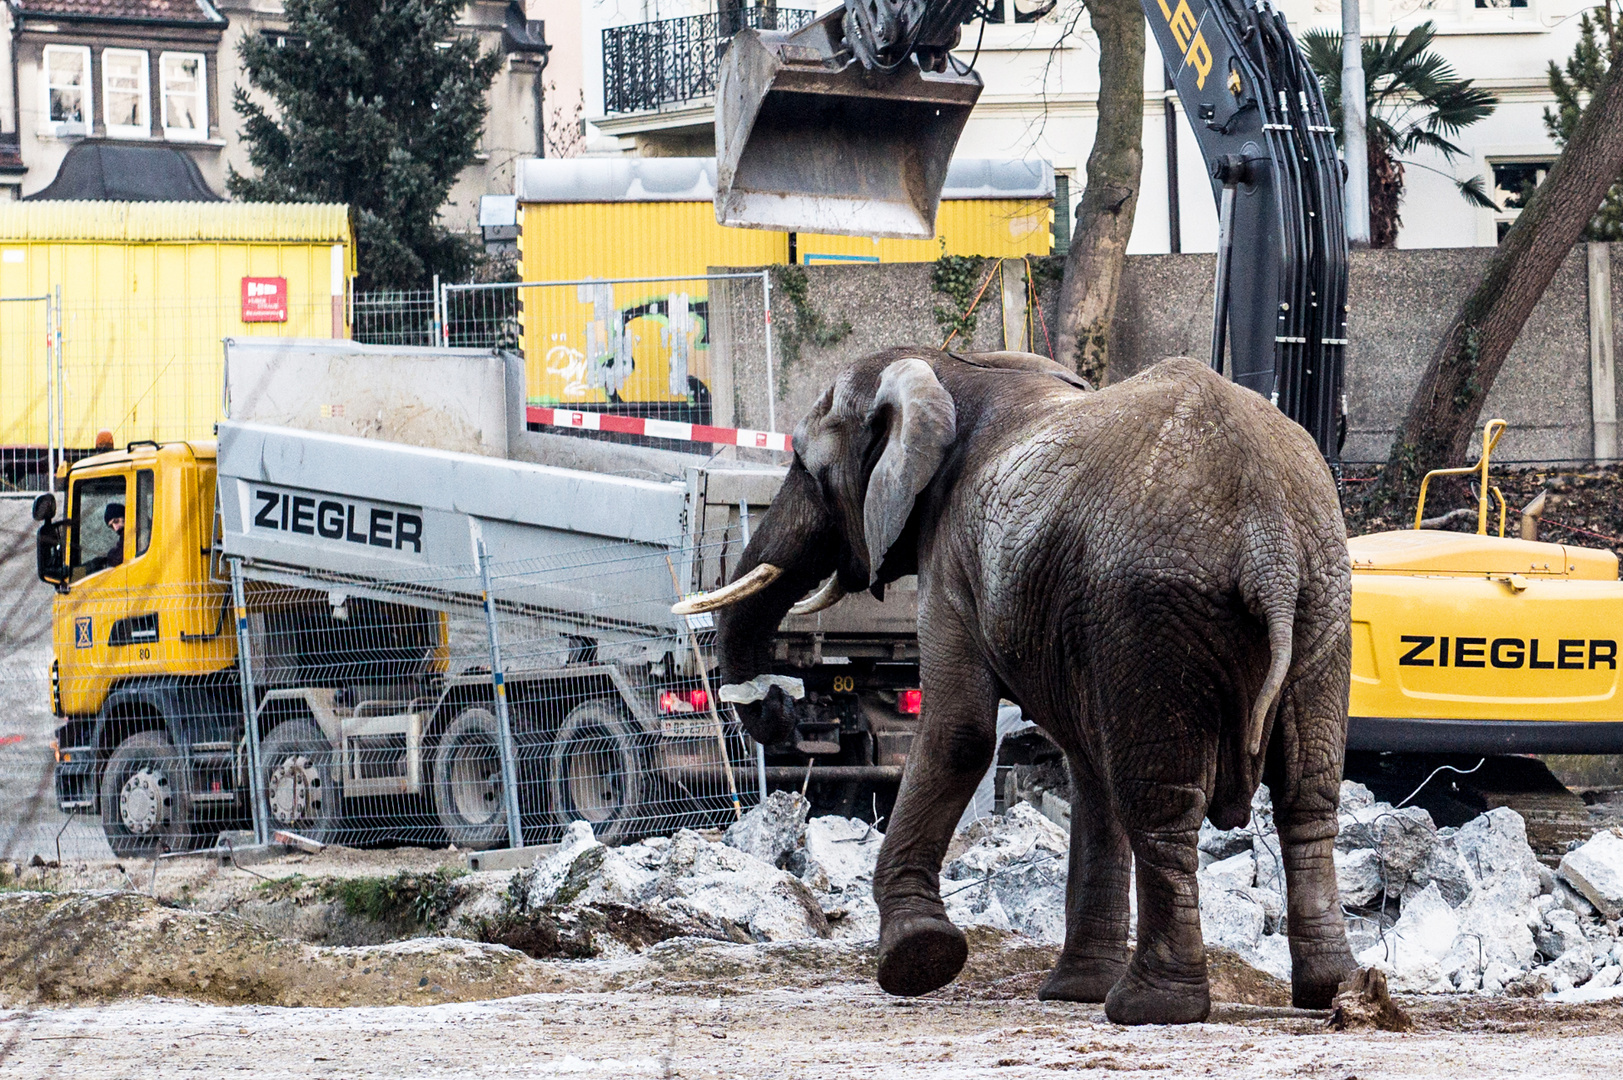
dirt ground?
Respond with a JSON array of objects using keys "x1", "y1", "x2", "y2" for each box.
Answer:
[
  {"x1": 1, "y1": 873, "x2": 1621, "y2": 1079},
  {"x1": 4, "y1": 979, "x2": 1622, "y2": 1078}
]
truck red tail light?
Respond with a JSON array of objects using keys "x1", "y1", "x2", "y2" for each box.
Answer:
[
  {"x1": 659, "y1": 688, "x2": 710, "y2": 714},
  {"x1": 898, "y1": 689, "x2": 922, "y2": 715}
]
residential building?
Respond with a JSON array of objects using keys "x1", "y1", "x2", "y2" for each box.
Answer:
[
  {"x1": 1, "y1": 1, "x2": 554, "y2": 233},
  {"x1": 581, "y1": 0, "x2": 1600, "y2": 252}
]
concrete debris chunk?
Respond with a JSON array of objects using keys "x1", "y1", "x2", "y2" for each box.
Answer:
[
  {"x1": 1335, "y1": 847, "x2": 1385, "y2": 908},
  {"x1": 1356, "y1": 881, "x2": 1459, "y2": 992},
  {"x1": 1454, "y1": 807, "x2": 1543, "y2": 905},
  {"x1": 942, "y1": 802, "x2": 1068, "y2": 945},
  {"x1": 723, "y1": 790, "x2": 810, "y2": 870},
  {"x1": 1336, "y1": 803, "x2": 1439, "y2": 897},
  {"x1": 1557, "y1": 829, "x2": 1623, "y2": 918},
  {"x1": 1409, "y1": 834, "x2": 1475, "y2": 908}
]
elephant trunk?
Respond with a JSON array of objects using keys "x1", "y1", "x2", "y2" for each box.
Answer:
[{"x1": 714, "y1": 465, "x2": 838, "y2": 745}]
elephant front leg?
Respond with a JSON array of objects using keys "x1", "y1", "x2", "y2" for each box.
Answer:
[
  {"x1": 1039, "y1": 751, "x2": 1132, "y2": 1002},
  {"x1": 872, "y1": 641, "x2": 999, "y2": 998},
  {"x1": 1107, "y1": 780, "x2": 1211, "y2": 1025}
]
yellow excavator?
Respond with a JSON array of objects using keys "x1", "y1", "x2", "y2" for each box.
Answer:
[{"x1": 715, "y1": 0, "x2": 1623, "y2": 772}]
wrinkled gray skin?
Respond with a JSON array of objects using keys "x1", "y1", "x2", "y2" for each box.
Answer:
[{"x1": 714, "y1": 349, "x2": 1356, "y2": 1025}]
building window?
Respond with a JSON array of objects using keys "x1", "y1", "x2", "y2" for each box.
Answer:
[
  {"x1": 160, "y1": 53, "x2": 207, "y2": 140},
  {"x1": 1490, "y1": 158, "x2": 1553, "y2": 242},
  {"x1": 42, "y1": 45, "x2": 92, "y2": 135},
  {"x1": 103, "y1": 48, "x2": 150, "y2": 138},
  {"x1": 1476, "y1": 0, "x2": 1529, "y2": 7}
]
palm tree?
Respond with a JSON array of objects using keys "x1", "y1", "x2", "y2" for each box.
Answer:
[{"x1": 1303, "y1": 21, "x2": 1499, "y2": 247}]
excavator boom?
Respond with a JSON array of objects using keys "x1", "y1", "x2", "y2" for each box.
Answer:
[{"x1": 714, "y1": 0, "x2": 1347, "y2": 455}]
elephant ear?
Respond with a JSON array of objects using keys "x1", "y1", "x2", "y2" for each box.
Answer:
[{"x1": 862, "y1": 357, "x2": 957, "y2": 586}]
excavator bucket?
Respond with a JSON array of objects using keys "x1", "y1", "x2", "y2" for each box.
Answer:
[{"x1": 715, "y1": 9, "x2": 982, "y2": 239}]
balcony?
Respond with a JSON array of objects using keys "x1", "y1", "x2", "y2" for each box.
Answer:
[{"x1": 603, "y1": 7, "x2": 816, "y2": 116}]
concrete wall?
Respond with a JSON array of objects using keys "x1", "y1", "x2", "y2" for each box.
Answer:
[{"x1": 715, "y1": 245, "x2": 1622, "y2": 466}]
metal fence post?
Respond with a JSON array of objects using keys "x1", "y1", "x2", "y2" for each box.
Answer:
[
  {"x1": 761, "y1": 269, "x2": 777, "y2": 434},
  {"x1": 229, "y1": 559, "x2": 270, "y2": 846},
  {"x1": 739, "y1": 500, "x2": 768, "y2": 802},
  {"x1": 476, "y1": 535, "x2": 525, "y2": 849},
  {"x1": 43, "y1": 292, "x2": 57, "y2": 493},
  {"x1": 53, "y1": 285, "x2": 65, "y2": 480}
]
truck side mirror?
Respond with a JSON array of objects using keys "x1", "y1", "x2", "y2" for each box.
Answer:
[
  {"x1": 36, "y1": 520, "x2": 67, "y2": 589},
  {"x1": 32, "y1": 492, "x2": 56, "y2": 523}
]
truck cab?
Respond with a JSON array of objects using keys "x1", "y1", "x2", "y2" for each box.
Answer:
[{"x1": 36, "y1": 441, "x2": 238, "y2": 855}]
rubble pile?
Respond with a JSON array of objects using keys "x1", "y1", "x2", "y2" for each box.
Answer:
[
  {"x1": 468, "y1": 784, "x2": 1623, "y2": 1001},
  {"x1": 1199, "y1": 781, "x2": 1623, "y2": 1000}
]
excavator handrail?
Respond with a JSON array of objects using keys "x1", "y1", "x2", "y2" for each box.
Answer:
[{"x1": 1413, "y1": 418, "x2": 1508, "y2": 535}]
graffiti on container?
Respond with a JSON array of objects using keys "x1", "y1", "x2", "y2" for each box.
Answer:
[{"x1": 558, "y1": 285, "x2": 710, "y2": 403}]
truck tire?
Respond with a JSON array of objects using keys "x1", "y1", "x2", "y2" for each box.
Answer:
[
  {"x1": 546, "y1": 698, "x2": 646, "y2": 844},
  {"x1": 260, "y1": 719, "x2": 343, "y2": 844},
  {"x1": 99, "y1": 730, "x2": 195, "y2": 858},
  {"x1": 432, "y1": 707, "x2": 513, "y2": 850}
]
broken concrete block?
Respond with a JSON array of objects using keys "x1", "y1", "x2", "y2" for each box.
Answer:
[
  {"x1": 1410, "y1": 835, "x2": 1475, "y2": 908},
  {"x1": 1357, "y1": 881, "x2": 1459, "y2": 991},
  {"x1": 1200, "y1": 851, "x2": 1256, "y2": 894},
  {"x1": 1442, "y1": 874, "x2": 1540, "y2": 979},
  {"x1": 1454, "y1": 807, "x2": 1543, "y2": 904},
  {"x1": 1558, "y1": 830, "x2": 1623, "y2": 918},
  {"x1": 942, "y1": 802, "x2": 1069, "y2": 945},
  {"x1": 796, "y1": 815, "x2": 881, "y2": 898},
  {"x1": 1552, "y1": 946, "x2": 1595, "y2": 988},
  {"x1": 1590, "y1": 964, "x2": 1621, "y2": 990},
  {"x1": 1200, "y1": 886, "x2": 1266, "y2": 954},
  {"x1": 1340, "y1": 780, "x2": 1377, "y2": 813},
  {"x1": 1536, "y1": 908, "x2": 1587, "y2": 962},
  {"x1": 1199, "y1": 820, "x2": 1255, "y2": 861},
  {"x1": 723, "y1": 790, "x2": 809, "y2": 869},
  {"x1": 1337, "y1": 804, "x2": 1438, "y2": 896},
  {"x1": 656, "y1": 830, "x2": 829, "y2": 942},
  {"x1": 1335, "y1": 847, "x2": 1385, "y2": 908}
]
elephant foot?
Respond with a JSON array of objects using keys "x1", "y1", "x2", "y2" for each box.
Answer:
[
  {"x1": 1291, "y1": 943, "x2": 1360, "y2": 1010},
  {"x1": 1038, "y1": 951, "x2": 1129, "y2": 1003},
  {"x1": 876, "y1": 913, "x2": 968, "y2": 997},
  {"x1": 1103, "y1": 967, "x2": 1210, "y2": 1026}
]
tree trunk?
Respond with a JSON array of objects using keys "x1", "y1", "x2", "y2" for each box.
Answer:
[
  {"x1": 1055, "y1": 0, "x2": 1144, "y2": 385},
  {"x1": 1377, "y1": 52, "x2": 1623, "y2": 499},
  {"x1": 1368, "y1": 136, "x2": 1404, "y2": 250}
]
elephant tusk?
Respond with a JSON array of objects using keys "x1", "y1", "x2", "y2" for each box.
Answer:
[
  {"x1": 787, "y1": 574, "x2": 847, "y2": 616},
  {"x1": 671, "y1": 563, "x2": 784, "y2": 615}
]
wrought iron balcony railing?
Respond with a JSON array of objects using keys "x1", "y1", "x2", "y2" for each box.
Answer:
[{"x1": 603, "y1": 7, "x2": 816, "y2": 115}]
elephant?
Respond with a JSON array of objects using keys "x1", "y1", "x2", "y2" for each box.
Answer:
[{"x1": 680, "y1": 348, "x2": 1357, "y2": 1024}]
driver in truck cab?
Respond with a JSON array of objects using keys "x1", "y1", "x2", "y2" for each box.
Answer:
[{"x1": 84, "y1": 502, "x2": 124, "y2": 574}]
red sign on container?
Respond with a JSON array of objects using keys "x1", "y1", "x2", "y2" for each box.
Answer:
[{"x1": 241, "y1": 276, "x2": 288, "y2": 322}]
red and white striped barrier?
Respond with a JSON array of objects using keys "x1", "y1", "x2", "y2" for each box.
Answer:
[{"x1": 526, "y1": 406, "x2": 791, "y2": 453}]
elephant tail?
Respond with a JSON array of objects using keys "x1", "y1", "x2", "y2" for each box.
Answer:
[{"x1": 1241, "y1": 527, "x2": 1299, "y2": 758}]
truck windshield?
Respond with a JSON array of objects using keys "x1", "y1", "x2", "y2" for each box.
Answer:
[{"x1": 71, "y1": 475, "x2": 128, "y2": 577}]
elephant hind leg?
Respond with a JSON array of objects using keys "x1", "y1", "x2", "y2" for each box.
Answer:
[
  {"x1": 1269, "y1": 689, "x2": 1358, "y2": 1008},
  {"x1": 1106, "y1": 778, "x2": 1211, "y2": 1026},
  {"x1": 1039, "y1": 750, "x2": 1132, "y2": 1003}
]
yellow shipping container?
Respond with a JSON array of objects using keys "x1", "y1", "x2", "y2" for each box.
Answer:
[
  {"x1": 513, "y1": 158, "x2": 1053, "y2": 407},
  {"x1": 0, "y1": 201, "x2": 353, "y2": 450}
]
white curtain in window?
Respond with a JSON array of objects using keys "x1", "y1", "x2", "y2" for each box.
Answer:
[
  {"x1": 103, "y1": 49, "x2": 150, "y2": 136},
  {"x1": 43, "y1": 45, "x2": 91, "y2": 128},
  {"x1": 161, "y1": 53, "x2": 206, "y2": 139}
]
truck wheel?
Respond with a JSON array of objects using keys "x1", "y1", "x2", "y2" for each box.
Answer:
[
  {"x1": 99, "y1": 730, "x2": 194, "y2": 858},
  {"x1": 432, "y1": 707, "x2": 513, "y2": 850},
  {"x1": 260, "y1": 719, "x2": 343, "y2": 844},
  {"x1": 547, "y1": 699, "x2": 645, "y2": 845}
]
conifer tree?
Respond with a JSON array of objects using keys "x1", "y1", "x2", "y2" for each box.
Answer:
[
  {"x1": 1545, "y1": 1, "x2": 1623, "y2": 241},
  {"x1": 229, "y1": 0, "x2": 502, "y2": 288}
]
